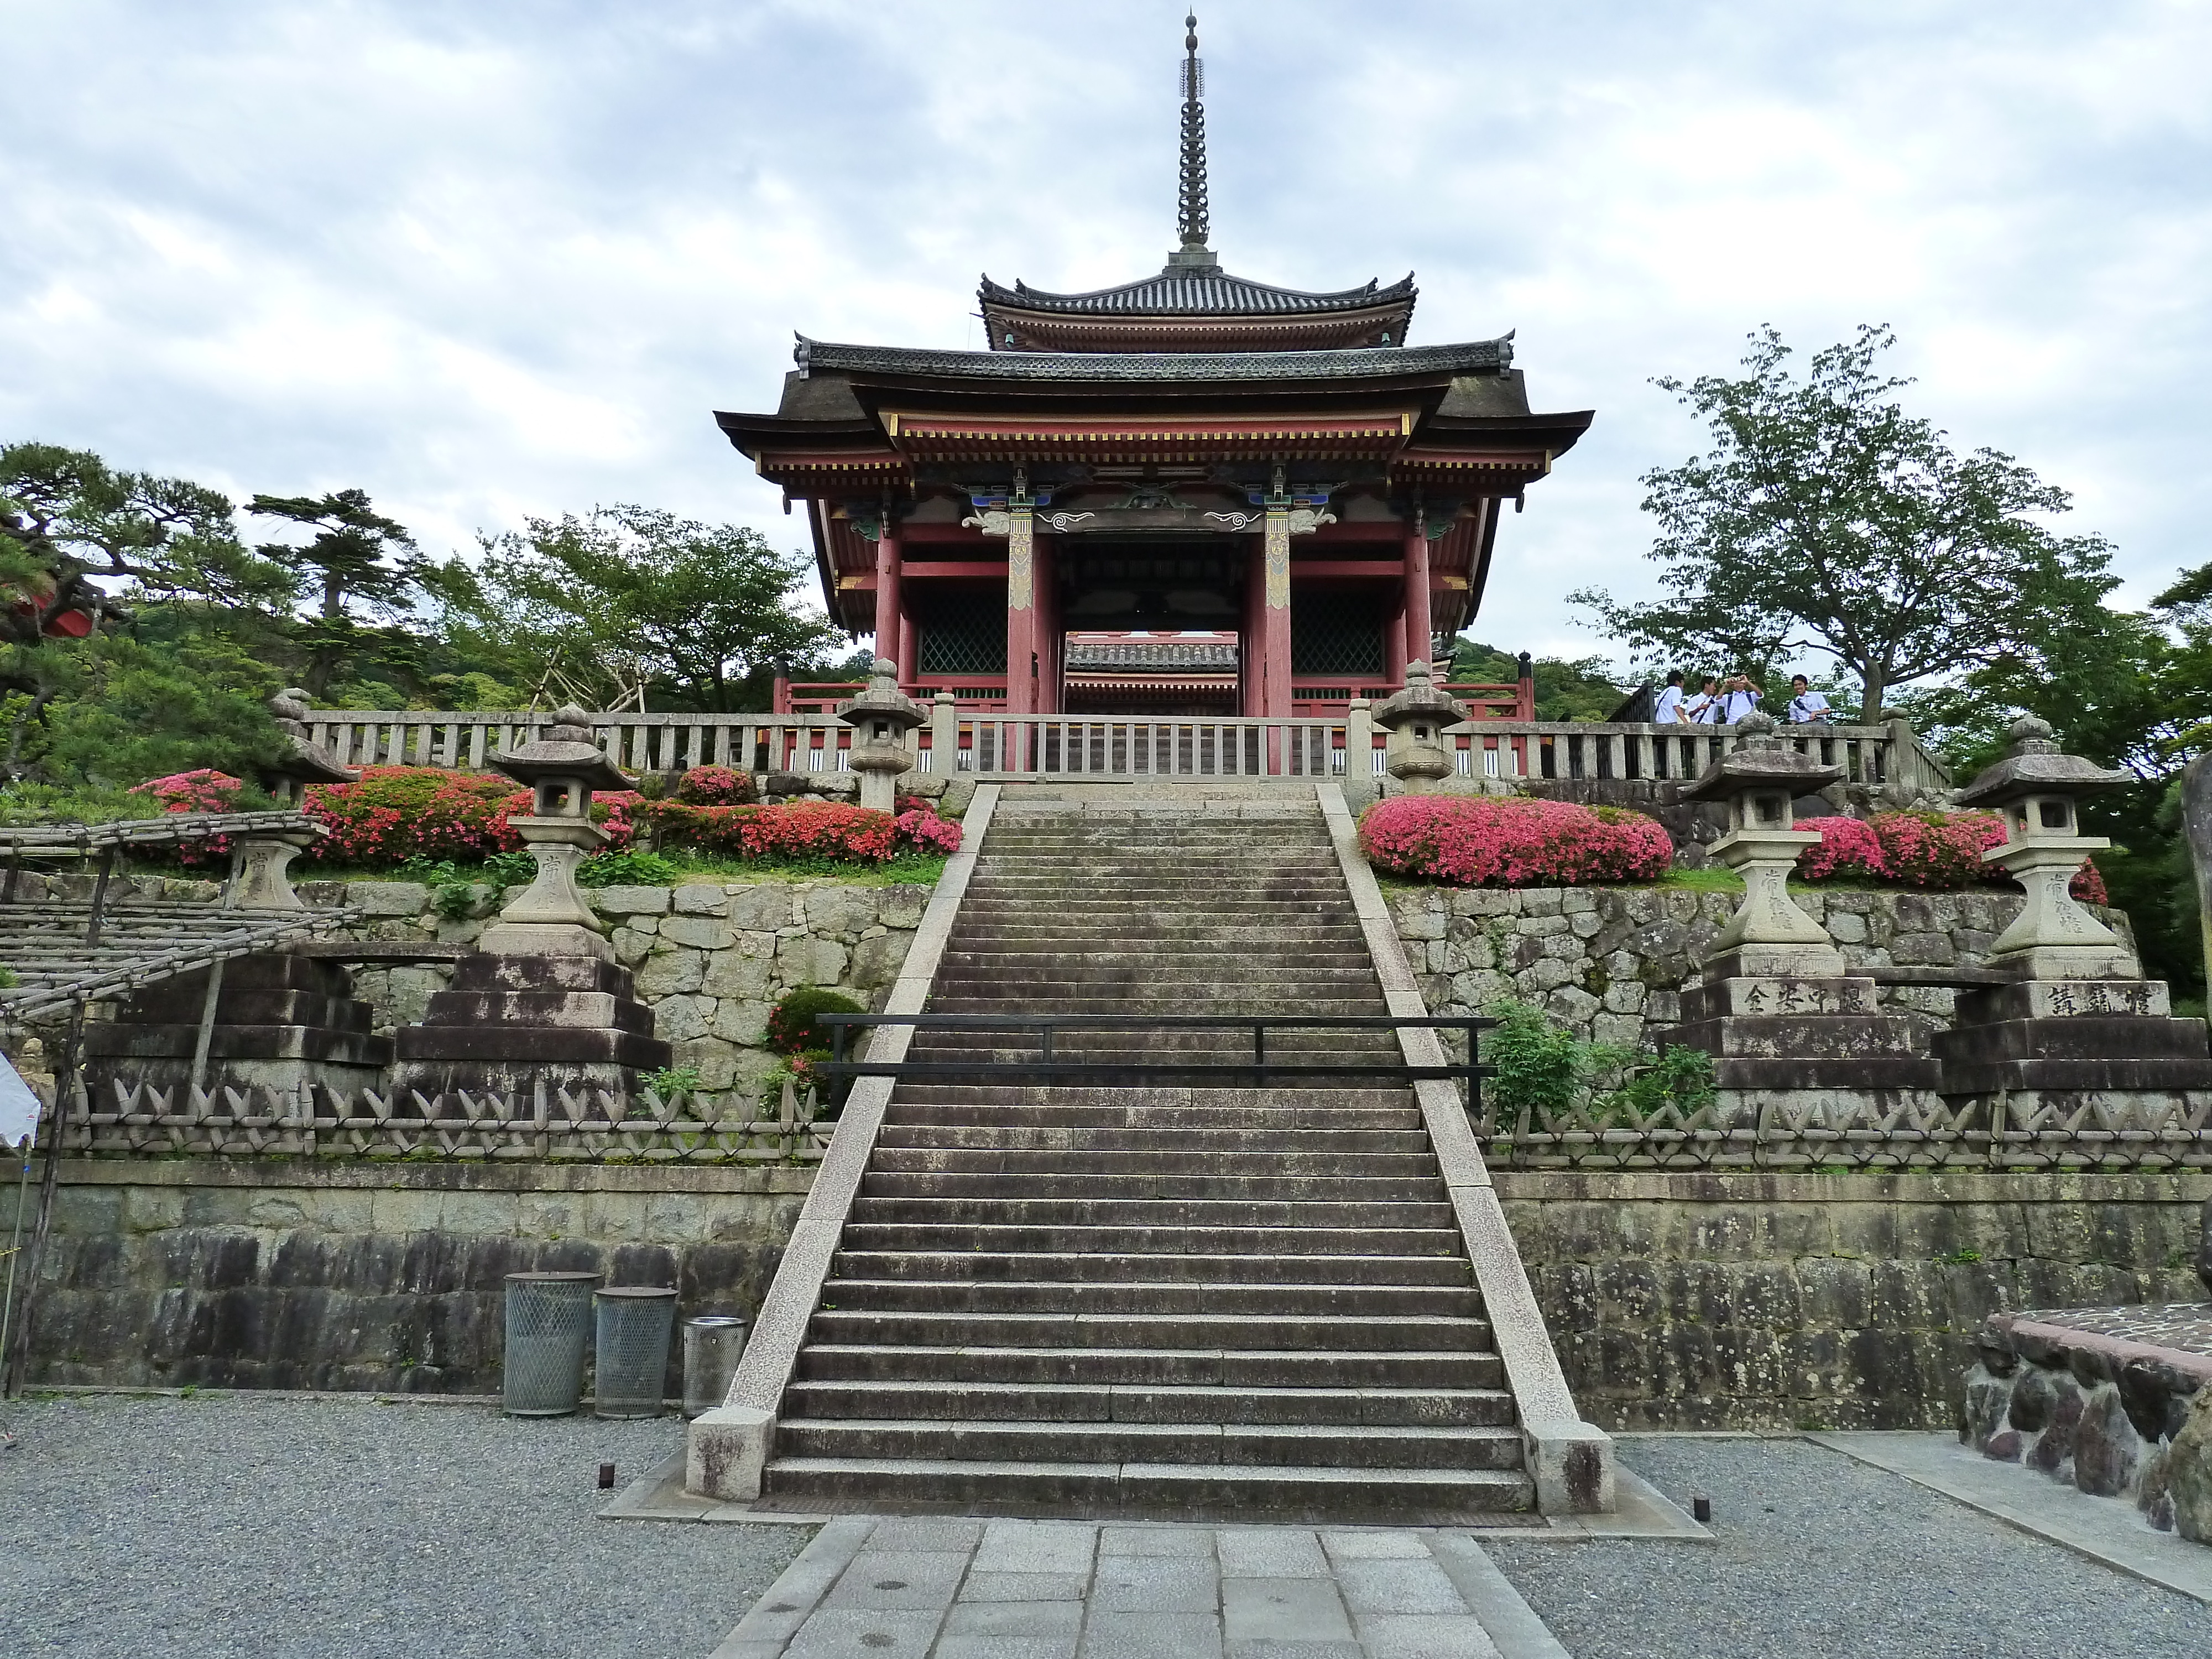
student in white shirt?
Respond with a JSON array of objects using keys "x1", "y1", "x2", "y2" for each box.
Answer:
[
  {"x1": 1718, "y1": 672, "x2": 1762, "y2": 724},
  {"x1": 1786, "y1": 675, "x2": 1832, "y2": 724},
  {"x1": 1687, "y1": 675, "x2": 1723, "y2": 723},
  {"x1": 1651, "y1": 670, "x2": 1688, "y2": 725}
]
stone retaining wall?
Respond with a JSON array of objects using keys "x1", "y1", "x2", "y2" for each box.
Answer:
[
  {"x1": 5, "y1": 1160, "x2": 810, "y2": 1395},
  {"x1": 1386, "y1": 883, "x2": 2140, "y2": 1054},
  {"x1": 1499, "y1": 1171, "x2": 2212, "y2": 1431},
  {"x1": 309, "y1": 875, "x2": 930, "y2": 1104},
  {"x1": 13, "y1": 1162, "x2": 2205, "y2": 1428}
]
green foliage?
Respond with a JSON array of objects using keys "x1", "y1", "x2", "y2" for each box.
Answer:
[
  {"x1": 1448, "y1": 639, "x2": 1625, "y2": 722},
  {"x1": 390, "y1": 852, "x2": 536, "y2": 920},
  {"x1": 574, "y1": 849, "x2": 679, "y2": 888},
  {"x1": 248, "y1": 488, "x2": 430, "y2": 698},
  {"x1": 1571, "y1": 325, "x2": 2119, "y2": 717},
  {"x1": 1483, "y1": 1000, "x2": 1617, "y2": 1120},
  {"x1": 767, "y1": 986, "x2": 865, "y2": 1057},
  {"x1": 441, "y1": 507, "x2": 841, "y2": 713},
  {"x1": 643, "y1": 1065, "x2": 703, "y2": 1099},
  {"x1": 0, "y1": 964, "x2": 18, "y2": 989},
  {"x1": 1609, "y1": 1046, "x2": 1718, "y2": 1118}
]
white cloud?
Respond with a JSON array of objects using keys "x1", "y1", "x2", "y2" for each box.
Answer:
[{"x1": 1, "y1": 0, "x2": 2207, "y2": 663}]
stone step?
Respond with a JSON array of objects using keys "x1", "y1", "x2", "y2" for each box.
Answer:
[
  {"x1": 818, "y1": 1277, "x2": 1478, "y2": 1318},
  {"x1": 857, "y1": 1172, "x2": 1447, "y2": 1203},
  {"x1": 883, "y1": 1104, "x2": 1425, "y2": 1133},
  {"x1": 844, "y1": 1197, "x2": 1455, "y2": 1230},
  {"x1": 873, "y1": 1127, "x2": 1436, "y2": 1155},
  {"x1": 837, "y1": 1222, "x2": 1464, "y2": 1257},
  {"x1": 919, "y1": 997, "x2": 1391, "y2": 1019},
  {"x1": 809, "y1": 1308, "x2": 1491, "y2": 1353},
  {"x1": 782, "y1": 1378, "x2": 1514, "y2": 1426},
  {"x1": 935, "y1": 949, "x2": 1366, "y2": 970},
  {"x1": 828, "y1": 1250, "x2": 1472, "y2": 1287},
  {"x1": 868, "y1": 1147, "x2": 1441, "y2": 1177},
  {"x1": 757, "y1": 1457, "x2": 1534, "y2": 1522},
  {"x1": 890, "y1": 1085, "x2": 1417, "y2": 1107},
  {"x1": 773, "y1": 1417, "x2": 1525, "y2": 1472},
  {"x1": 795, "y1": 1343, "x2": 1504, "y2": 1390}
]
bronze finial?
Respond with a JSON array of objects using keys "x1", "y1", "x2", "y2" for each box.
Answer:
[{"x1": 1177, "y1": 12, "x2": 1211, "y2": 257}]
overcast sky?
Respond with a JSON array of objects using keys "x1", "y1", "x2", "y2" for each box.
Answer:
[{"x1": 3, "y1": 0, "x2": 2208, "y2": 666}]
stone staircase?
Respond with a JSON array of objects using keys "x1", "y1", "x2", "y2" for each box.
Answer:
[{"x1": 755, "y1": 797, "x2": 1534, "y2": 1521}]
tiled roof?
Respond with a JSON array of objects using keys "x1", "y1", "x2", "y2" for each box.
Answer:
[
  {"x1": 980, "y1": 270, "x2": 1416, "y2": 318},
  {"x1": 794, "y1": 337, "x2": 1510, "y2": 383}
]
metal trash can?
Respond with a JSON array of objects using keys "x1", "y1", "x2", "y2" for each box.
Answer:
[
  {"x1": 682, "y1": 1314, "x2": 750, "y2": 1418},
  {"x1": 594, "y1": 1286, "x2": 679, "y2": 1419},
  {"x1": 503, "y1": 1270, "x2": 600, "y2": 1417}
]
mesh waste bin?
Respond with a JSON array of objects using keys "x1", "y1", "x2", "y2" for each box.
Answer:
[
  {"x1": 594, "y1": 1286, "x2": 679, "y2": 1419},
  {"x1": 682, "y1": 1315, "x2": 750, "y2": 1418},
  {"x1": 503, "y1": 1271, "x2": 600, "y2": 1417}
]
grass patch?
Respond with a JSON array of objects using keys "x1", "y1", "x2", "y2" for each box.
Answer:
[{"x1": 1656, "y1": 866, "x2": 1745, "y2": 891}]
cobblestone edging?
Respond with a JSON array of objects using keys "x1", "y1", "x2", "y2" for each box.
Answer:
[
  {"x1": 300, "y1": 877, "x2": 931, "y2": 1104},
  {"x1": 1385, "y1": 883, "x2": 2140, "y2": 1053}
]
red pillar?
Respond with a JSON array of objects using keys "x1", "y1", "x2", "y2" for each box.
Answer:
[
  {"x1": 1260, "y1": 510, "x2": 1292, "y2": 717},
  {"x1": 896, "y1": 593, "x2": 918, "y2": 684},
  {"x1": 1004, "y1": 504, "x2": 1038, "y2": 716},
  {"x1": 1384, "y1": 592, "x2": 1407, "y2": 689},
  {"x1": 1404, "y1": 520, "x2": 1433, "y2": 673},
  {"x1": 875, "y1": 520, "x2": 901, "y2": 669}
]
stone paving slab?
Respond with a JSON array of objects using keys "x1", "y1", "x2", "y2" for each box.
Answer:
[{"x1": 708, "y1": 1517, "x2": 1573, "y2": 1658}]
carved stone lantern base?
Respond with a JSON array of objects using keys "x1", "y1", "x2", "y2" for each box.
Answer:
[
  {"x1": 478, "y1": 816, "x2": 613, "y2": 963},
  {"x1": 390, "y1": 954, "x2": 672, "y2": 1111}
]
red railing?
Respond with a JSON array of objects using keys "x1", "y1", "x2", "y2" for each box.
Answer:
[
  {"x1": 777, "y1": 673, "x2": 1534, "y2": 719},
  {"x1": 778, "y1": 675, "x2": 1010, "y2": 714}
]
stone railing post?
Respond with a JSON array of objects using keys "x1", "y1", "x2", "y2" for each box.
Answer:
[{"x1": 929, "y1": 691, "x2": 959, "y2": 775}]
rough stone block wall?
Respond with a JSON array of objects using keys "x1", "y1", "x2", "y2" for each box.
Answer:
[
  {"x1": 4, "y1": 1162, "x2": 810, "y2": 1395},
  {"x1": 1498, "y1": 1172, "x2": 2212, "y2": 1431},
  {"x1": 14, "y1": 1163, "x2": 2205, "y2": 1428},
  {"x1": 304, "y1": 877, "x2": 930, "y2": 1102},
  {"x1": 1386, "y1": 884, "x2": 2138, "y2": 1054}
]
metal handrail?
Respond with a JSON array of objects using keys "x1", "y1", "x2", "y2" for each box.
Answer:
[{"x1": 814, "y1": 1011, "x2": 1496, "y2": 1089}]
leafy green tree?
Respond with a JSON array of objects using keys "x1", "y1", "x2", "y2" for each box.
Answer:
[
  {"x1": 1447, "y1": 638, "x2": 1626, "y2": 722},
  {"x1": 0, "y1": 442, "x2": 289, "y2": 646},
  {"x1": 1572, "y1": 326, "x2": 2118, "y2": 717},
  {"x1": 449, "y1": 507, "x2": 839, "y2": 713},
  {"x1": 248, "y1": 488, "x2": 430, "y2": 699}
]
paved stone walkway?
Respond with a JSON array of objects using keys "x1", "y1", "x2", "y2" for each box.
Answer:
[{"x1": 709, "y1": 1516, "x2": 1564, "y2": 1658}]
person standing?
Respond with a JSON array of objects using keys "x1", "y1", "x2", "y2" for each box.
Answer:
[
  {"x1": 1786, "y1": 675, "x2": 1832, "y2": 724},
  {"x1": 1652, "y1": 670, "x2": 1688, "y2": 725},
  {"x1": 1719, "y1": 672, "x2": 1762, "y2": 724},
  {"x1": 1687, "y1": 675, "x2": 1723, "y2": 723}
]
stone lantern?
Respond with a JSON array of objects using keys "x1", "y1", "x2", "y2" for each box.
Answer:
[
  {"x1": 240, "y1": 688, "x2": 357, "y2": 910},
  {"x1": 1954, "y1": 716, "x2": 2137, "y2": 980},
  {"x1": 1679, "y1": 712, "x2": 1846, "y2": 977},
  {"x1": 478, "y1": 705, "x2": 634, "y2": 962},
  {"x1": 1372, "y1": 661, "x2": 1464, "y2": 794},
  {"x1": 838, "y1": 659, "x2": 926, "y2": 813}
]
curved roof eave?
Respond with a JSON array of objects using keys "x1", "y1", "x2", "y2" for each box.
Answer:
[{"x1": 978, "y1": 269, "x2": 1418, "y2": 318}]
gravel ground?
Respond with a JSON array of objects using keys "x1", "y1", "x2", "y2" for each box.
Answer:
[
  {"x1": 0, "y1": 1392, "x2": 806, "y2": 1659},
  {"x1": 1488, "y1": 1436, "x2": 2212, "y2": 1659}
]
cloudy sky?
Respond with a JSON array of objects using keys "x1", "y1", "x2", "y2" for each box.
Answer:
[{"x1": 3, "y1": 0, "x2": 2208, "y2": 665}]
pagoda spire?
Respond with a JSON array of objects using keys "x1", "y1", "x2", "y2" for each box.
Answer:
[{"x1": 1170, "y1": 12, "x2": 1217, "y2": 269}]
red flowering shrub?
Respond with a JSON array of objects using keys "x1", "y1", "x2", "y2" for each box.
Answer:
[
  {"x1": 1359, "y1": 795, "x2": 1673, "y2": 886},
  {"x1": 128, "y1": 769, "x2": 251, "y2": 864},
  {"x1": 1794, "y1": 816, "x2": 1887, "y2": 883},
  {"x1": 305, "y1": 768, "x2": 522, "y2": 864},
  {"x1": 130, "y1": 769, "x2": 246, "y2": 814},
  {"x1": 299, "y1": 767, "x2": 639, "y2": 867},
  {"x1": 894, "y1": 807, "x2": 963, "y2": 855},
  {"x1": 675, "y1": 765, "x2": 757, "y2": 806},
  {"x1": 638, "y1": 799, "x2": 902, "y2": 862},
  {"x1": 1797, "y1": 811, "x2": 2107, "y2": 903}
]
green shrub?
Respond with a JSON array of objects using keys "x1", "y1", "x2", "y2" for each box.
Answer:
[
  {"x1": 1483, "y1": 1000, "x2": 1609, "y2": 1121},
  {"x1": 1608, "y1": 1045, "x2": 1717, "y2": 1118},
  {"x1": 575, "y1": 849, "x2": 678, "y2": 887},
  {"x1": 766, "y1": 986, "x2": 865, "y2": 1056}
]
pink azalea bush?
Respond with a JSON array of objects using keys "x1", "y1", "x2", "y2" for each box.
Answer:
[
  {"x1": 894, "y1": 806, "x2": 963, "y2": 855},
  {"x1": 675, "y1": 765, "x2": 757, "y2": 806},
  {"x1": 129, "y1": 769, "x2": 246, "y2": 814},
  {"x1": 1359, "y1": 795, "x2": 1672, "y2": 887},
  {"x1": 1797, "y1": 811, "x2": 2105, "y2": 902}
]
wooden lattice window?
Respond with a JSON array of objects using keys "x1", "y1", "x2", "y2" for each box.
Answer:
[
  {"x1": 914, "y1": 587, "x2": 1007, "y2": 675},
  {"x1": 1292, "y1": 595, "x2": 1385, "y2": 676}
]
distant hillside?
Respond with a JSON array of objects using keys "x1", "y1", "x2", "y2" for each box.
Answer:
[{"x1": 1448, "y1": 639, "x2": 1629, "y2": 723}]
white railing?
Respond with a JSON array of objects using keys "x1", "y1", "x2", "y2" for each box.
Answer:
[{"x1": 305, "y1": 709, "x2": 1943, "y2": 789}]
